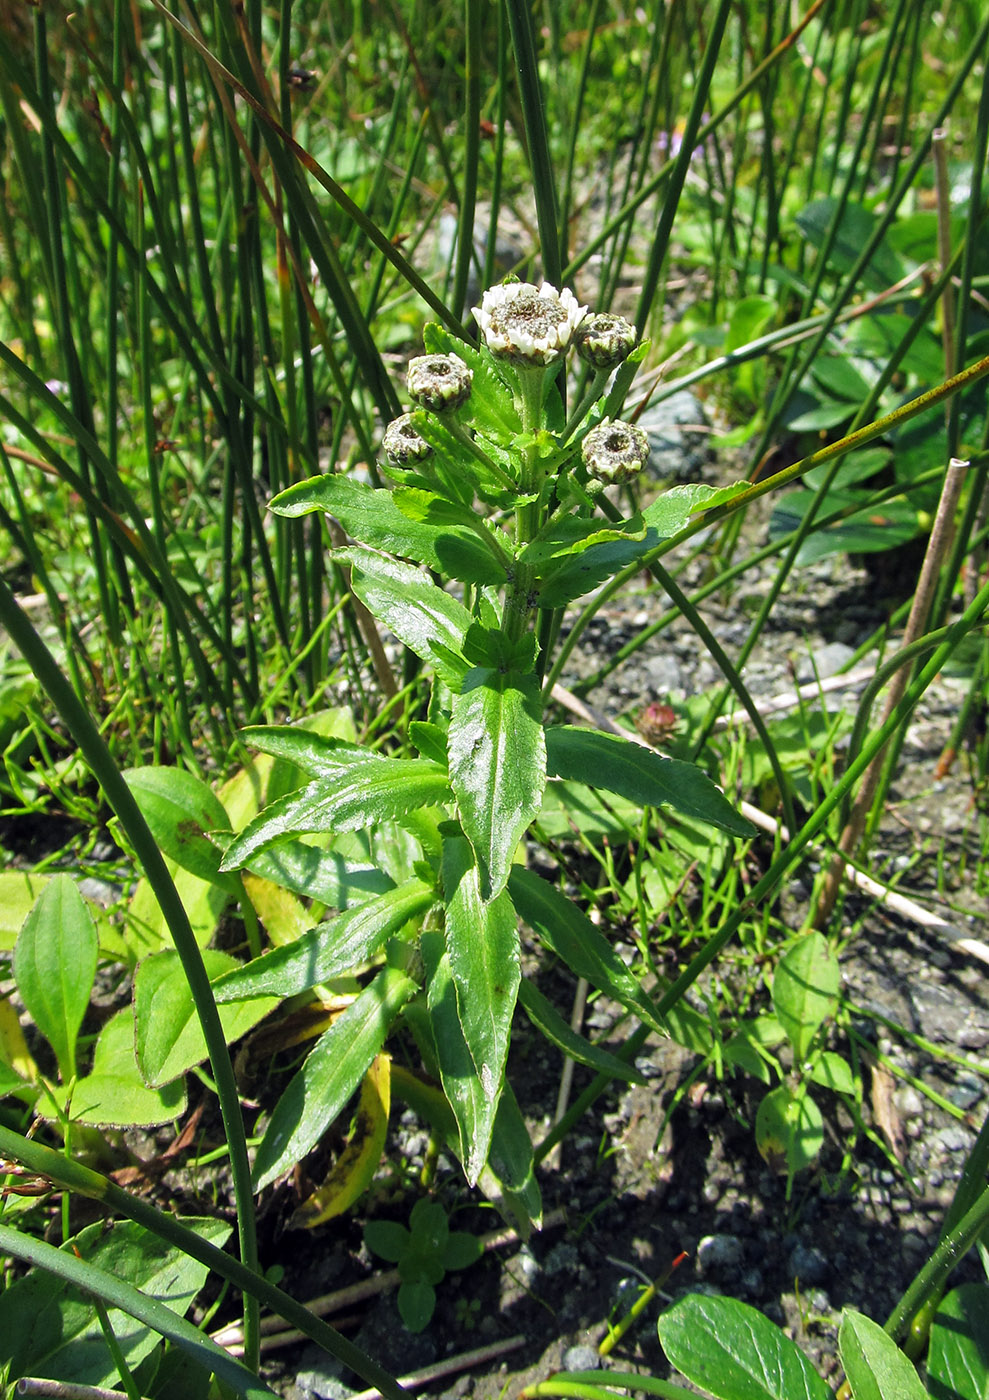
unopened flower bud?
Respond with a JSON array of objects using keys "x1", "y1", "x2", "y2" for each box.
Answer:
[
  {"x1": 407, "y1": 353, "x2": 473, "y2": 412},
  {"x1": 382, "y1": 414, "x2": 432, "y2": 465},
  {"x1": 574, "y1": 313, "x2": 637, "y2": 370},
  {"x1": 471, "y1": 281, "x2": 587, "y2": 367},
  {"x1": 581, "y1": 420, "x2": 650, "y2": 485}
]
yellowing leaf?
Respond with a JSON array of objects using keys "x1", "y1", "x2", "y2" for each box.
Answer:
[
  {"x1": 291, "y1": 1054, "x2": 391, "y2": 1227},
  {"x1": 0, "y1": 996, "x2": 37, "y2": 1082}
]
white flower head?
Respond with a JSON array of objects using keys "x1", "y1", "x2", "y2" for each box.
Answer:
[{"x1": 472, "y1": 281, "x2": 588, "y2": 367}]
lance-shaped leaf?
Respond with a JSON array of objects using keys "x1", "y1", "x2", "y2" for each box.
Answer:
[
  {"x1": 269, "y1": 474, "x2": 504, "y2": 584},
  {"x1": 509, "y1": 867, "x2": 664, "y2": 1033},
  {"x1": 124, "y1": 767, "x2": 241, "y2": 893},
  {"x1": 245, "y1": 839, "x2": 394, "y2": 908},
  {"x1": 928, "y1": 1284, "x2": 989, "y2": 1400},
  {"x1": 238, "y1": 726, "x2": 384, "y2": 779},
  {"x1": 213, "y1": 877, "x2": 435, "y2": 1002},
  {"x1": 14, "y1": 875, "x2": 97, "y2": 1083},
  {"x1": 443, "y1": 835, "x2": 519, "y2": 1106},
  {"x1": 422, "y1": 930, "x2": 496, "y2": 1184},
  {"x1": 341, "y1": 549, "x2": 474, "y2": 689},
  {"x1": 536, "y1": 485, "x2": 720, "y2": 606},
  {"x1": 545, "y1": 726, "x2": 755, "y2": 837},
  {"x1": 291, "y1": 1053, "x2": 391, "y2": 1229},
  {"x1": 252, "y1": 956, "x2": 419, "y2": 1190},
  {"x1": 219, "y1": 759, "x2": 451, "y2": 871},
  {"x1": 448, "y1": 669, "x2": 546, "y2": 899},
  {"x1": 517, "y1": 980, "x2": 645, "y2": 1084}
]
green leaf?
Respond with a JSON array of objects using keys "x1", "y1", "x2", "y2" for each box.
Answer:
[
  {"x1": 365, "y1": 1220, "x2": 410, "y2": 1264},
  {"x1": 479, "y1": 1080, "x2": 541, "y2": 1236},
  {"x1": 928, "y1": 1284, "x2": 989, "y2": 1400},
  {"x1": 269, "y1": 474, "x2": 505, "y2": 584},
  {"x1": 213, "y1": 878, "x2": 435, "y2": 1002},
  {"x1": 448, "y1": 669, "x2": 546, "y2": 899},
  {"x1": 423, "y1": 930, "x2": 497, "y2": 1184},
  {"x1": 520, "y1": 514, "x2": 648, "y2": 567},
  {"x1": 0, "y1": 1218, "x2": 231, "y2": 1389},
  {"x1": 725, "y1": 294, "x2": 778, "y2": 353},
  {"x1": 124, "y1": 767, "x2": 240, "y2": 893},
  {"x1": 806, "y1": 1051, "x2": 855, "y2": 1097},
  {"x1": 134, "y1": 949, "x2": 279, "y2": 1087},
  {"x1": 13, "y1": 875, "x2": 98, "y2": 1082},
  {"x1": 46, "y1": 1009, "x2": 187, "y2": 1127},
  {"x1": 443, "y1": 1231, "x2": 483, "y2": 1271},
  {"x1": 245, "y1": 839, "x2": 395, "y2": 908},
  {"x1": 238, "y1": 726, "x2": 383, "y2": 779},
  {"x1": 772, "y1": 932, "x2": 840, "y2": 1063},
  {"x1": 658, "y1": 1293, "x2": 833, "y2": 1400},
  {"x1": 518, "y1": 980, "x2": 645, "y2": 1084},
  {"x1": 0, "y1": 871, "x2": 48, "y2": 953},
  {"x1": 545, "y1": 726, "x2": 755, "y2": 837},
  {"x1": 252, "y1": 957, "x2": 418, "y2": 1190},
  {"x1": 397, "y1": 1280, "x2": 436, "y2": 1333},
  {"x1": 342, "y1": 548, "x2": 475, "y2": 688},
  {"x1": 755, "y1": 1085, "x2": 824, "y2": 1176},
  {"x1": 535, "y1": 486, "x2": 720, "y2": 606},
  {"x1": 838, "y1": 1310, "x2": 930, "y2": 1400},
  {"x1": 796, "y1": 198, "x2": 905, "y2": 290},
  {"x1": 219, "y1": 759, "x2": 451, "y2": 871},
  {"x1": 508, "y1": 868, "x2": 664, "y2": 1034},
  {"x1": 443, "y1": 835, "x2": 520, "y2": 1108}
]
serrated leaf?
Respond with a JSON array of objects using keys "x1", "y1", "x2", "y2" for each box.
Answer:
[
  {"x1": 545, "y1": 726, "x2": 755, "y2": 836},
  {"x1": 772, "y1": 932, "x2": 840, "y2": 1063},
  {"x1": 342, "y1": 548, "x2": 475, "y2": 687},
  {"x1": 219, "y1": 759, "x2": 451, "y2": 871},
  {"x1": 518, "y1": 980, "x2": 645, "y2": 1084},
  {"x1": 134, "y1": 949, "x2": 279, "y2": 1087},
  {"x1": 0, "y1": 1217, "x2": 230, "y2": 1388},
  {"x1": 536, "y1": 486, "x2": 720, "y2": 605},
  {"x1": 269, "y1": 474, "x2": 504, "y2": 584},
  {"x1": 520, "y1": 514, "x2": 648, "y2": 567},
  {"x1": 423, "y1": 931, "x2": 496, "y2": 1184},
  {"x1": 252, "y1": 959, "x2": 418, "y2": 1189},
  {"x1": 443, "y1": 835, "x2": 519, "y2": 1107},
  {"x1": 244, "y1": 839, "x2": 394, "y2": 908},
  {"x1": 839, "y1": 1309, "x2": 930, "y2": 1400},
  {"x1": 47, "y1": 1009, "x2": 187, "y2": 1127},
  {"x1": 928, "y1": 1284, "x2": 989, "y2": 1400},
  {"x1": 755, "y1": 1085, "x2": 823, "y2": 1176},
  {"x1": 238, "y1": 726, "x2": 383, "y2": 779},
  {"x1": 508, "y1": 867, "x2": 664, "y2": 1034},
  {"x1": 14, "y1": 875, "x2": 97, "y2": 1082},
  {"x1": 123, "y1": 767, "x2": 240, "y2": 893},
  {"x1": 658, "y1": 1293, "x2": 833, "y2": 1400},
  {"x1": 448, "y1": 669, "x2": 545, "y2": 899},
  {"x1": 291, "y1": 1053, "x2": 391, "y2": 1227},
  {"x1": 213, "y1": 878, "x2": 434, "y2": 1002}
]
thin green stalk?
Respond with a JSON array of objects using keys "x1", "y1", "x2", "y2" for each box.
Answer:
[
  {"x1": 884, "y1": 1183, "x2": 989, "y2": 1344},
  {"x1": 525, "y1": 1382, "x2": 694, "y2": 1400},
  {"x1": 0, "y1": 580, "x2": 260, "y2": 1375},
  {"x1": 451, "y1": 0, "x2": 481, "y2": 320},
  {"x1": 503, "y1": 0, "x2": 562, "y2": 285},
  {"x1": 0, "y1": 1125, "x2": 408, "y2": 1400},
  {"x1": 537, "y1": 573, "x2": 989, "y2": 1164}
]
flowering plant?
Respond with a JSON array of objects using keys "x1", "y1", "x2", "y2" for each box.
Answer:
[{"x1": 215, "y1": 283, "x2": 753, "y2": 1229}]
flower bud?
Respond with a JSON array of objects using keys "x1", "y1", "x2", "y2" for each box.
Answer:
[
  {"x1": 581, "y1": 419, "x2": 650, "y2": 485},
  {"x1": 574, "y1": 313, "x2": 637, "y2": 370},
  {"x1": 471, "y1": 281, "x2": 587, "y2": 367},
  {"x1": 407, "y1": 353, "x2": 473, "y2": 413},
  {"x1": 382, "y1": 414, "x2": 432, "y2": 465}
]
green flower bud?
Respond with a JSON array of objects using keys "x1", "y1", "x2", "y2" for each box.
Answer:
[
  {"x1": 471, "y1": 281, "x2": 587, "y2": 367},
  {"x1": 574, "y1": 312, "x2": 638, "y2": 370},
  {"x1": 407, "y1": 353, "x2": 473, "y2": 412},
  {"x1": 382, "y1": 414, "x2": 433, "y2": 465},
  {"x1": 581, "y1": 419, "x2": 650, "y2": 485}
]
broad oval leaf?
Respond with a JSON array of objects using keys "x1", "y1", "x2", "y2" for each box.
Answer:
[
  {"x1": 135, "y1": 949, "x2": 279, "y2": 1087},
  {"x1": 253, "y1": 959, "x2": 418, "y2": 1189},
  {"x1": 658, "y1": 1293, "x2": 833, "y2": 1400},
  {"x1": 124, "y1": 766, "x2": 240, "y2": 893},
  {"x1": 0, "y1": 871, "x2": 48, "y2": 953},
  {"x1": 46, "y1": 1009, "x2": 187, "y2": 1127},
  {"x1": 772, "y1": 932, "x2": 840, "y2": 1064},
  {"x1": 219, "y1": 759, "x2": 452, "y2": 871},
  {"x1": 545, "y1": 726, "x2": 755, "y2": 837},
  {"x1": 14, "y1": 875, "x2": 97, "y2": 1082},
  {"x1": 0, "y1": 1217, "x2": 231, "y2": 1389},
  {"x1": 928, "y1": 1284, "x2": 989, "y2": 1400},
  {"x1": 443, "y1": 835, "x2": 520, "y2": 1107},
  {"x1": 838, "y1": 1309, "x2": 930, "y2": 1400},
  {"x1": 755, "y1": 1085, "x2": 824, "y2": 1176},
  {"x1": 213, "y1": 877, "x2": 435, "y2": 1002},
  {"x1": 342, "y1": 548, "x2": 475, "y2": 688},
  {"x1": 448, "y1": 669, "x2": 546, "y2": 899}
]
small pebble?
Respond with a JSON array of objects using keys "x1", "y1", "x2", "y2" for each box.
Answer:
[
  {"x1": 562, "y1": 1345, "x2": 600, "y2": 1372},
  {"x1": 697, "y1": 1233, "x2": 745, "y2": 1277}
]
